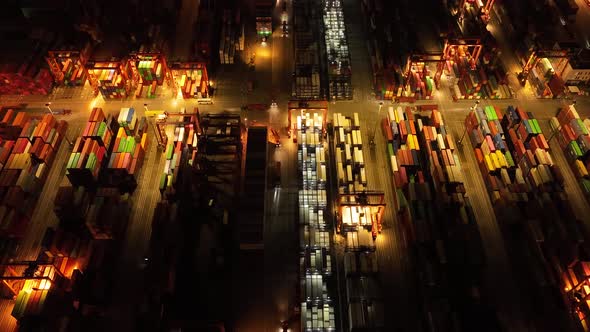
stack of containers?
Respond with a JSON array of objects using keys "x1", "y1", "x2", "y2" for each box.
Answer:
[
  {"x1": 107, "y1": 127, "x2": 148, "y2": 176},
  {"x1": 501, "y1": 105, "x2": 564, "y2": 193},
  {"x1": 323, "y1": 0, "x2": 352, "y2": 100},
  {"x1": 296, "y1": 111, "x2": 336, "y2": 332},
  {"x1": 0, "y1": 110, "x2": 67, "y2": 239},
  {"x1": 88, "y1": 62, "x2": 128, "y2": 99},
  {"x1": 446, "y1": 47, "x2": 512, "y2": 100},
  {"x1": 219, "y1": 9, "x2": 244, "y2": 65},
  {"x1": 66, "y1": 137, "x2": 107, "y2": 186},
  {"x1": 293, "y1": 0, "x2": 323, "y2": 100},
  {"x1": 159, "y1": 120, "x2": 198, "y2": 196},
  {"x1": 134, "y1": 55, "x2": 166, "y2": 99},
  {"x1": 12, "y1": 288, "x2": 51, "y2": 319},
  {"x1": 0, "y1": 109, "x2": 31, "y2": 140},
  {"x1": 117, "y1": 108, "x2": 138, "y2": 136},
  {"x1": 41, "y1": 227, "x2": 92, "y2": 278},
  {"x1": 551, "y1": 105, "x2": 590, "y2": 199},
  {"x1": 384, "y1": 105, "x2": 488, "y2": 329},
  {"x1": 173, "y1": 65, "x2": 209, "y2": 99},
  {"x1": 383, "y1": 106, "x2": 434, "y2": 243},
  {"x1": 528, "y1": 58, "x2": 566, "y2": 99},
  {"x1": 333, "y1": 112, "x2": 378, "y2": 245},
  {"x1": 66, "y1": 108, "x2": 114, "y2": 187},
  {"x1": 419, "y1": 109, "x2": 466, "y2": 199},
  {"x1": 465, "y1": 105, "x2": 531, "y2": 204},
  {"x1": 85, "y1": 188, "x2": 130, "y2": 240},
  {"x1": 343, "y1": 251, "x2": 385, "y2": 331},
  {"x1": 403, "y1": 63, "x2": 435, "y2": 100}
]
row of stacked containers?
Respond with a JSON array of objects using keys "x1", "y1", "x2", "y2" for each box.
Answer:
[
  {"x1": 218, "y1": 8, "x2": 245, "y2": 65},
  {"x1": 296, "y1": 111, "x2": 336, "y2": 331},
  {"x1": 332, "y1": 112, "x2": 385, "y2": 331},
  {"x1": 359, "y1": 0, "x2": 405, "y2": 101},
  {"x1": 322, "y1": 0, "x2": 352, "y2": 100},
  {"x1": 0, "y1": 109, "x2": 67, "y2": 241},
  {"x1": 551, "y1": 105, "x2": 590, "y2": 200},
  {"x1": 549, "y1": 104, "x2": 590, "y2": 330},
  {"x1": 293, "y1": 0, "x2": 324, "y2": 100},
  {"x1": 6, "y1": 106, "x2": 150, "y2": 329},
  {"x1": 382, "y1": 105, "x2": 497, "y2": 330},
  {"x1": 464, "y1": 104, "x2": 587, "y2": 330}
]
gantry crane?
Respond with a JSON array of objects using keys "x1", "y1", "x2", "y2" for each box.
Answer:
[
  {"x1": 455, "y1": 0, "x2": 496, "y2": 24},
  {"x1": 402, "y1": 38, "x2": 482, "y2": 96},
  {"x1": 518, "y1": 49, "x2": 570, "y2": 86},
  {"x1": 337, "y1": 191, "x2": 386, "y2": 239}
]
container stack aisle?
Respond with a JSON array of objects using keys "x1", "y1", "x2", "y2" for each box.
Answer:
[
  {"x1": 170, "y1": 63, "x2": 210, "y2": 99},
  {"x1": 465, "y1": 104, "x2": 587, "y2": 330},
  {"x1": 0, "y1": 110, "x2": 67, "y2": 240},
  {"x1": 550, "y1": 105, "x2": 590, "y2": 200},
  {"x1": 218, "y1": 8, "x2": 244, "y2": 65},
  {"x1": 296, "y1": 111, "x2": 336, "y2": 331},
  {"x1": 446, "y1": 45, "x2": 512, "y2": 101},
  {"x1": 322, "y1": 0, "x2": 352, "y2": 100},
  {"x1": 293, "y1": 0, "x2": 323, "y2": 100},
  {"x1": 402, "y1": 62, "x2": 436, "y2": 101}
]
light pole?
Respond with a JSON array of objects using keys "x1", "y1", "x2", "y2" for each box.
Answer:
[
  {"x1": 144, "y1": 103, "x2": 148, "y2": 112},
  {"x1": 45, "y1": 102, "x2": 54, "y2": 115},
  {"x1": 370, "y1": 101, "x2": 384, "y2": 146}
]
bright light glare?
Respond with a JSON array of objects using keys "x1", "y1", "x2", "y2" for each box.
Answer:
[{"x1": 261, "y1": 41, "x2": 268, "y2": 47}]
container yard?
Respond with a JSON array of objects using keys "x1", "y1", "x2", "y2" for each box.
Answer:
[
  {"x1": 45, "y1": 45, "x2": 91, "y2": 87},
  {"x1": 382, "y1": 105, "x2": 494, "y2": 330},
  {"x1": 322, "y1": 0, "x2": 352, "y2": 100},
  {"x1": 295, "y1": 110, "x2": 336, "y2": 331},
  {"x1": 464, "y1": 103, "x2": 586, "y2": 331},
  {"x1": 292, "y1": 0, "x2": 325, "y2": 100},
  {"x1": 550, "y1": 104, "x2": 590, "y2": 201},
  {"x1": 219, "y1": 8, "x2": 244, "y2": 65},
  {"x1": 170, "y1": 62, "x2": 210, "y2": 99}
]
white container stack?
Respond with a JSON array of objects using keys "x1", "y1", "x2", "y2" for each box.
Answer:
[
  {"x1": 322, "y1": 0, "x2": 352, "y2": 100},
  {"x1": 297, "y1": 111, "x2": 336, "y2": 331}
]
